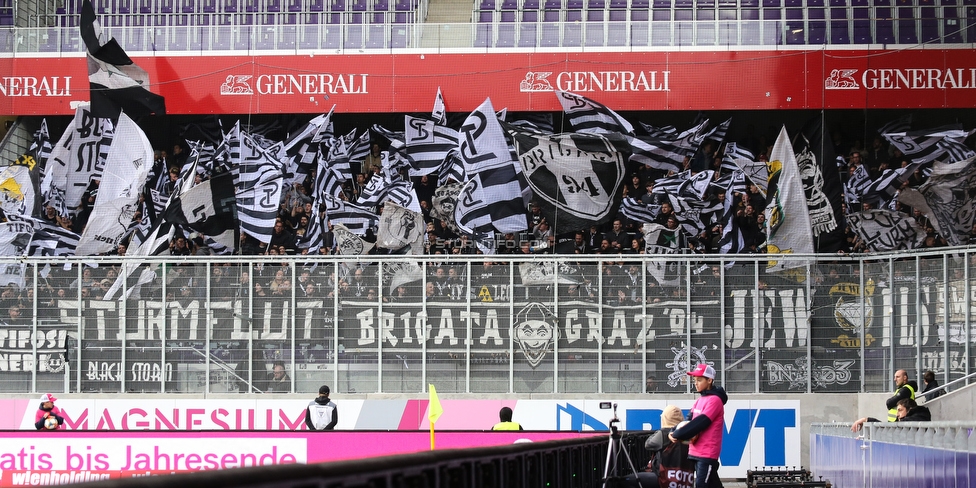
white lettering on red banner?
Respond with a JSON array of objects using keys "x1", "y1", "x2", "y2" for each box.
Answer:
[
  {"x1": 220, "y1": 73, "x2": 368, "y2": 95},
  {"x1": 0, "y1": 77, "x2": 72, "y2": 97}
]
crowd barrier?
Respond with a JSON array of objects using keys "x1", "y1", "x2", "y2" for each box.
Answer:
[
  {"x1": 0, "y1": 430, "x2": 649, "y2": 488},
  {"x1": 0, "y1": 250, "x2": 973, "y2": 396},
  {"x1": 810, "y1": 421, "x2": 976, "y2": 488}
]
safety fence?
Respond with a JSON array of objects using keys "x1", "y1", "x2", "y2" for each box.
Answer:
[
  {"x1": 810, "y1": 421, "x2": 976, "y2": 488},
  {"x1": 0, "y1": 250, "x2": 973, "y2": 395}
]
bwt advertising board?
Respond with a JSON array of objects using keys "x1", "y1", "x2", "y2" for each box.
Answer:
[{"x1": 2, "y1": 398, "x2": 799, "y2": 479}]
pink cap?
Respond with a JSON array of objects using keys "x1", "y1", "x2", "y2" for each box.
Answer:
[
  {"x1": 687, "y1": 364, "x2": 715, "y2": 379},
  {"x1": 40, "y1": 393, "x2": 57, "y2": 403}
]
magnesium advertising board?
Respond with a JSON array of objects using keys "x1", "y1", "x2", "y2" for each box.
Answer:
[
  {"x1": 1, "y1": 398, "x2": 800, "y2": 479},
  {"x1": 1, "y1": 49, "x2": 975, "y2": 115}
]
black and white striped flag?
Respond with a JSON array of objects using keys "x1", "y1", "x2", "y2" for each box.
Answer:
[
  {"x1": 619, "y1": 197, "x2": 660, "y2": 225},
  {"x1": 405, "y1": 115, "x2": 459, "y2": 177},
  {"x1": 844, "y1": 164, "x2": 871, "y2": 204},
  {"x1": 80, "y1": 0, "x2": 165, "y2": 119},
  {"x1": 437, "y1": 150, "x2": 465, "y2": 186},
  {"x1": 638, "y1": 122, "x2": 678, "y2": 139},
  {"x1": 455, "y1": 98, "x2": 530, "y2": 235},
  {"x1": 322, "y1": 195, "x2": 379, "y2": 235},
  {"x1": 282, "y1": 110, "x2": 332, "y2": 185},
  {"x1": 432, "y1": 87, "x2": 447, "y2": 126},
  {"x1": 628, "y1": 119, "x2": 709, "y2": 174},
  {"x1": 722, "y1": 142, "x2": 755, "y2": 175},
  {"x1": 235, "y1": 132, "x2": 284, "y2": 244},
  {"x1": 883, "y1": 125, "x2": 975, "y2": 165},
  {"x1": 718, "y1": 170, "x2": 747, "y2": 255},
  {"x1": 556, "y1": 91, "x2": 634, "y2": 135},
  {"x1": 6, "y1": 214, "x2": 79, "y2": 256}
]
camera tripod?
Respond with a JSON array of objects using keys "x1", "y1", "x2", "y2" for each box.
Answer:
[{"x1": 602, "y1": 407, "x2": 641, "y2": 488}]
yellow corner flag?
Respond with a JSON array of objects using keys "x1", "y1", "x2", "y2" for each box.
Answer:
[{"x1": 428, "y1": 384, "x2": 443, "y2": 450}]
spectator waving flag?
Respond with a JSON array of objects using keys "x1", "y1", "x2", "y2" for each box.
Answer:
[
  {"x1": 510, "y1": 128, "x2": 628, "y2": 235},
  {"x1": 793, "y1": 116, "x2": 847, "y2": 254},
  {"x1": 75, "y1": 113, "x2": 153, "y2": 256},
  {"x1": 718, "y1": 170, "x2": 747, "y2": 255},
  {"x1": 162, "y1": 172, "x2": 238, "y2": 252},
  {"x1": 847, "y1": 209, "x2": 925, "y2": 252},
  {"x1": 898, "y1": 155, "x2": 976, "y2": 246},
  {"x1": 629, "y1": 119, "x2": 710, "y2": 174},
  {"x1": 80, "y1": 0, "x2": 165, "y2": 119},
  {"x1": 555, "y1": 91, "x2": 634, "y2": 135},
  {"x1": 405, "y1": 115, "x2": 460, "y2": 177},
  {"x1": 322, "y1": 195, "x2": 379, "y2": 235},
  {"x1": 282, "y1": 110, "x2": 332, "y2": 185},
  {"x1": 455, "y1": 98, "x2": 530, "y2": 235},
  {"x1": 619, "y1": 197, "x2": 660, "y2": 225},
  {"x1": 844, "y1": 164, "x2": 871, "y2": 204},
  {"x1": 235, "y1": 132, "x2": 284, "y2": 244},
  {"x1": 5, "y1": 215, "x2": 79, "y2": 257},
  {"x1": 764, "y1": 126, "x2": 814, "y2": 273},
  {"x1": 432, "y1": 87, "x2": 447, "y2": 126}
]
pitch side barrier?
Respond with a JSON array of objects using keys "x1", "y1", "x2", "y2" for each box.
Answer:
[
  {"x1": 810, "y1": 421, "x2": 976, "y2": 488},
  {"x1": 10, "y1": 432, "x2": 645, "y2": 488}
]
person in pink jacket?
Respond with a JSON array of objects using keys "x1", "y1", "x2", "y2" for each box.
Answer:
[
  {"x1": 669, "y1": 364, "x2": 728, "y2": 488},
  {"x1": 34, "y1": 393, "x2": 65, "y2": 431}
]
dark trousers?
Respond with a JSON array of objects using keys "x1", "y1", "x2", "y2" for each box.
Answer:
[{"x1": 692, "y1": 457, "x2": 723, "y2": 488}]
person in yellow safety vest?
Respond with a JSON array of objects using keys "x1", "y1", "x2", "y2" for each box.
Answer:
[
  {"x1": 886, "y1": 369, "x2": 915, "y2": 422},
  {"x1": 492, "y1": 406, "x2": 523, "y2": 430}
]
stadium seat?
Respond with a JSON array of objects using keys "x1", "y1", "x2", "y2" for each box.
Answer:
[
  {"x1": 784, "y1": 7, "x2": 803, "y2": 43},
  {"x1": 139, "y1": 0, "x2": 153, "y2": 14},
  {"x1": 563, "y1": 8, "x2": 582, "y2": 45},
  {"x1": 762, "y1": 8, "x2": 781, "y2": 44},
  {"x1": 650, "y1": 8, "x2": 670, "y2": 45},
  {"x1": 540, "y1": 10, "x2": 560, "y2": 45},
  {"x1": 941, "y1": 0, "x2": 963, "y2": 42},
  {"x1": 919, "y1": 0, "x2": 939, "y2": 42},
  {"x1": 851, "y1": 5, "x2": 871, "y2": 42},
  {"x1": 607, "y1": 16, "x2": 628, "y2": 45},
  {"x1": 544, "y1": 0, "x2": 562, "y2": 9},
  {"x1": 474, "y1": 22, "x2": 491, "y2": 46},
  {"x1": 299, "y1": 23, "x2": 319, "y2": 48},
  {"x1": 829, "y1": 6, "x2": 851, "y2": 43},
  {"x1": 390, "y1": 25, "x2": 408, "y2": 46},
  {"x1": 496, "y1": 9, "x2": 516, "y2": 46},
  {"x1": 630, "y1": 17, "x2": 648, "y2": 45},
  {"x1": 696, "y1": 8, "x2": 715, "y2": 45},
  {"x1": 718, "y1": 8, "x2": 736, "y2": 45},
  {"x1": 874, "y1": 0, "x2": 895, "y2": 43},
  {"x1": 584, "y1": 9, "x2": 604, "y2": 46},
  {"x1": 674, "y1": 9, "x2": 693, "y2": 45},
  {"x1": 201, "y1": 0, "x2": 216, "y2": 13},
  {"x1": 308, "y1": 0, "x2": 324, "y2": 10},
  {"x1": 518, "y1": 13, "x2": 538, "y2": 46},
  {"x1": 896, "y1": 1, "x2": 917, "y2": 43},
  {"x1": 807, "y1": 5, "x2": 826, "y2": 43},
  {"x1": 169, "y1": 14, "x2": 190, "y2": 49},
  {"x1": 268, "y1": 0, "x2": 282, "y2": 11},
  {"x1": 740, "y1": 8, "x2": 760, "y2": 43},
  {"x1": 159, "y1": 0, "x2": 175, "y2": 13}
]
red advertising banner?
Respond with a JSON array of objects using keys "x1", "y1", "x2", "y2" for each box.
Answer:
[{"x1": 2, "y1": 49, "x2": 975, "y2": 115}]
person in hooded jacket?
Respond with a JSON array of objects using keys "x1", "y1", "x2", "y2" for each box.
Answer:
[
  {"x1": 34, "y1": 393, "x2": 65, "y2": 430},
  {"x1": 851, "y1": 398, "x2": 932, "y2": 431},
  {"x1": 670, "y1": 364, "x2": 728, "y2": 488},
  {"x1": 305, "y1": 385, "x2": 338, "y2": 431}
]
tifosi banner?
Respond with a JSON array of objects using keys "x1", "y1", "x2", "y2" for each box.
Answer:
[{"x1": 2, "y1": 49, "x2": 976, "y2": 115}]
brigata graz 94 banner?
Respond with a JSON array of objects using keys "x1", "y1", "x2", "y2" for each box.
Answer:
[{"x1": 2, "y1": 49, "x2": 976, "y2": 115}]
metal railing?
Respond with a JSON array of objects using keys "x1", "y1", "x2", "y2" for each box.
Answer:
[
  {"x1": 0, "y1": 248, "x2": 973, "y2": 396},
  {"x1": 811, "y1": 421, "x2": 976, "y2": 488},
  {"x1": 1, "y1": 15, "x2": 974, "y2": 54}
]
